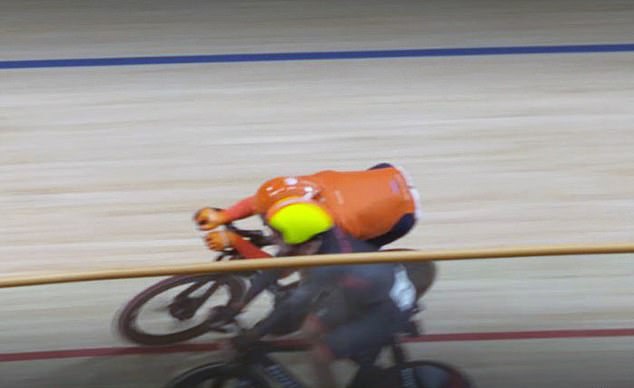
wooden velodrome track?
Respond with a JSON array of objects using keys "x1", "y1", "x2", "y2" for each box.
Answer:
[{"x1": 1, "y1": 0, "x2": 633, "y2": 387}]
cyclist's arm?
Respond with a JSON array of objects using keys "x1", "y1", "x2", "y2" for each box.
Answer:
[
  {"x1": 230, "y1": 234, "x2": 271, "y2": 259},
  {"x1": 223, "y1": 196, "x2": 257, "y2": 221},
  {"x1": 252, "y1": 269, "x2": 331, "y2": 337},
  {"x1": 242, "y1": 269, "x2": 284, "y2": 305}
]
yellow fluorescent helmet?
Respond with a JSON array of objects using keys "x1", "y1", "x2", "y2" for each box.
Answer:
[{"x1": 267, "y1": 201, "x2": 334, "y2": 245}]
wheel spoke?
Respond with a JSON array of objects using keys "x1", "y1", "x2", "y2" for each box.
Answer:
[
  {"x1": 177, "y1": 281, "x2": 223, "y2": 313},
  {"x1": 187, "y1": 281, "x2": 223, "y2": 311},
  {"x1": 175, "y1": 278, "x2": 210, "y2": 299}
]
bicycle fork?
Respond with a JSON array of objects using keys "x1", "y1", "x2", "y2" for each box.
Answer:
[{"x1": 391, "y1": 342, "x2": 418, "y2": 388}]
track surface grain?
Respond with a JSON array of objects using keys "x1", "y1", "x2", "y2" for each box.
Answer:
[{"x1": 1, "y1": 0, "x2": 633, "y2": 387}]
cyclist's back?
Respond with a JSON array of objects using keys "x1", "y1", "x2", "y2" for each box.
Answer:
[{"x1": 310, "y1": 227, "x2": 407, "y2": 308}]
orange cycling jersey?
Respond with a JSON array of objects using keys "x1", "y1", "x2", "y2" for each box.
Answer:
[{"x1": 224, "y1": 166, "x2": 418, "y2": 240}]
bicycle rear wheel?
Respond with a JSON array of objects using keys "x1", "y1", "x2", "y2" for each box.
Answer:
[
  {"x1": 166, "y1": 362, "x2": 270, "y2": 388},
  {"x1": 383, "y1": 360, "x2": 474, "y2": 388},
  {"x1": 117, "y1": 274, "x2": 246, "y2": 346}
]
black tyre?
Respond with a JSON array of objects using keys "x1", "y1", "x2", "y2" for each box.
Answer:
[
  {"x1": 166, "y1": 363, "x2": 270, "y2": 388},
  {"x1": 117, "y1": 274, "x2": 246, "y2": 346},
  {"x1": 383, "y1": 360, "x2": 474, "y2": 388}
]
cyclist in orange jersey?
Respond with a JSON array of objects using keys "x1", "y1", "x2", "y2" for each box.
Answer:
[{"x1": 194, "y1": 163, "x2": 421, "y2": 250}]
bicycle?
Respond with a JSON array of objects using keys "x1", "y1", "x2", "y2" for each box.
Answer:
[
  {"x1": 117, "y1": 221, "x2": 437, "y2": 346},
  {"x1": 164, "y1": 317, "x2": 474, "y2": 388}
]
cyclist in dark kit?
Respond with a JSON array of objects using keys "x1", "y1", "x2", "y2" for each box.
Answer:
[{"x1": 210, "y1": 198, "x2": 417, "y2": 388}]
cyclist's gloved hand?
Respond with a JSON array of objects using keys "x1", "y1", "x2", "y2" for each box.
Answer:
[
  {"x1": 205, "y1": 231, "x2": 237, "y2": 251},
  {"x1": 194, "y1": 208, "x2": 228, "y2": 231},
  {"x1": 230, "y1": 329, "x2": 260, "y2": 352}
]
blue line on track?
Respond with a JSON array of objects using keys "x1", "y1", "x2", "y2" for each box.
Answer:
[{"x1": 2, "y1": 43, "x2": 633, "y2": 70}]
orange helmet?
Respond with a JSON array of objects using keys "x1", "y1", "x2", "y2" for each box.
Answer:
[{"x1": 254, "y1": 176, "x2": 321, "y2": 214}]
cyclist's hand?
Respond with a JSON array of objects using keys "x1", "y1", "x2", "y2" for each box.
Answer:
[
  {"x1": 205, "y1": 231, "x2": 236, "y2": 251},
  {"x1": 194, "y1": 207, "x2": 227, "y2": 231}
]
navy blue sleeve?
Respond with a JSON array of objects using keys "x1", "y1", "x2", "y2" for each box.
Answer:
[
  {"x1": 252, "y1": 268, "x2": 335, "y2": 336},
  {"x1": 243, "y1": 269, "x2": 284, "y2": 304}
]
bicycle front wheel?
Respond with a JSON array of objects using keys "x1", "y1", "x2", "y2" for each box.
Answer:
[
  {"x1": 117, "y1": 274, "x2": 246, "y2": 346},
  {"x1": 166, "y1": 362, "x2": 271, "y2": 388},
  {"x1": 383, "y1": 360, "x2": 474, "y2": 388}
]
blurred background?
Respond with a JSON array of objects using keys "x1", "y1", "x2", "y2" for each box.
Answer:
[{"x1": 1, "y1": 0, "x2": 633, "y2": 387}]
